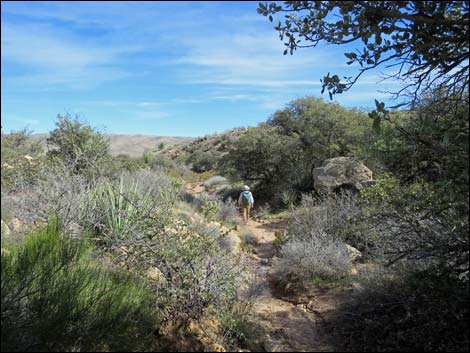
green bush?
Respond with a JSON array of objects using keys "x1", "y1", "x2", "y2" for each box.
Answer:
[
  {"x1": 1, "y1": 218, "x2": 156, "y2": 352},
  {"x1": 109, "y1": 154, "x2": 147, "y2": 174},
  {"x1": 187, "y1": 150, "x2": 218, "y2": 173},
  {"x1": 46, "y1": 114, "x2": 110, "y2": 179}
]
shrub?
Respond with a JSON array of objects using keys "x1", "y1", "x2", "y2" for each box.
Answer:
[
  {"x1": 218, "y1": 197, "x2": 241, "y2": 226},
  {"x1": 187, "y1": 150, "x2": 217, "y2": 172},
  {"x1": 46, "y1": 114, "x2": 110, "y2": 179},
  {"x1": 359, "y1": 174, "x2": 469, "y2": 276},
  {"x1": 216, "y1": 301, "x2": 256, "y2": 349},
  {"x1": 203, "y1": 175, "x2": 228, "y2": 189},
  {"x1": 193, "y1": 193, "x2": 220, "y2": 222},
  {"x1": 273, "y1": 237, "x2": 351, "y2": 288},
  {"x1": 272, "y1": 192, "x2": 357, "y2": 288},
  {"x1": 108, "y1": 154, "x2": 147, "y2": 174},
  {"x1": 1, "y1": 218, "x2": 156, "y2": 352},
  {"x1": 3, "y1": 165, "x2": 90, "y2": 235},
  {"x1": 148, "y1": 154, "x2": 176, "y2": 171},
  {"x1": 1, "y1": 128, "x2": 45, "y2": 192},
  {"x1": 329, "y1": 267, "x2": 469, "y2": 352},
  {"x1": 112, "y1": 217, "x2": 246, "y2": 329},
  {"x1": 240, "y1": 229, "x2": 257, "y2": 246}
]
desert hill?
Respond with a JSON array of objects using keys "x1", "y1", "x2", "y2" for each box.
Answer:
[{"x1": 27, "y1": 133, "x2": 194, "y2": 157}]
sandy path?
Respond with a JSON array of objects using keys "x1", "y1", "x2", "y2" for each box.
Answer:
[{"x1": 240, "y1": 219, "x2": 337, "y2": 352}]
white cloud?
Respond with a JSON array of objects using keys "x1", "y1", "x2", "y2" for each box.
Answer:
[{"x1": 1, "y1": 21, "x2": 141, "y2": 89}]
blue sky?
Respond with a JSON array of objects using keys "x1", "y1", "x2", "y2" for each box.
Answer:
[{"x1": 2, "y1": 1, "x2": 400, "y2": 137}]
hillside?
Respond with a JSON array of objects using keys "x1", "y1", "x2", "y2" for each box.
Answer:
[
  {"x1": 28, "y1": 133, "x2": 194, "y2": 157},
  {"x1": 158, "y1": 127, "x2": 249, "y2": 171}
]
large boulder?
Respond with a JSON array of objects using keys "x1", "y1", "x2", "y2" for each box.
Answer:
[{"x1": 313, "y1": 157, "x2": 374, "y2": 194}]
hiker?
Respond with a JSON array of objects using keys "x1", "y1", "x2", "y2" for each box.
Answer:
[{"x1": 238, "y1": 185, "x2": 254, "y2": 224}]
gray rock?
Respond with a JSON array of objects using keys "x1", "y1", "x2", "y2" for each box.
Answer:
[{"x1": 313, "y1": 157, "x2": 373, "y2": 194}]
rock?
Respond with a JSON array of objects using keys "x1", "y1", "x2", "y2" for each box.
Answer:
[
  {"x1": 313, "y1": 157, "x2": 373, "y2": 194},
  {"x1": 1, "y1": 219, "x2": 11, "y2": 236},
  {"x1": 187, "y1": 319, "x2": 226, "y2": 352},
  {"x1": 263, "y1": 339, "x2": 283, "y2": 352},
  {"x1": 260, "y1": 258, "x2": 269, "y2": 265},
  {"x1": 220, "y1": 225, "x2": 231, "y2": 235},
  {"x1": 210, "y1": 343, "x2": 226, "y2": 352},
  {"x1": 145, "y1": 267, "x2": 167, "y2": 284},
  {"x1": 345, "y1": 244, "x2": 362, "y2": 262}
]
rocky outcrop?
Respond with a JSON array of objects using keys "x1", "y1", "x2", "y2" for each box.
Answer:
[{"x1": 313, "y1": 157, "x2": 374, "y2": 194}]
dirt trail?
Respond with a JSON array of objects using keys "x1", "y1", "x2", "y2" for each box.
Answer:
[
  {"x1": 241, "y1": 219, "x2": 337, "y2": 352},
  {"x1": 184, "y1": 182, "x2": 341, "y2": 351}
]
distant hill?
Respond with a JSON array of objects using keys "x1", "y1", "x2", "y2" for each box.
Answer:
[{"x1": 28, "y1": 134, "x2": 194, "y2": 157}]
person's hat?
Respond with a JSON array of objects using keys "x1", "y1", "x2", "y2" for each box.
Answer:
[{"x1": 243, "y1": 185, "x2": 250, "y2": 190}]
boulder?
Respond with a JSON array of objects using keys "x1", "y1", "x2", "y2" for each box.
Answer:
[
  {"x1": 345, "y1": 244, "x2": 362, "y2": 262},
  {"x1": 313, "y1": 157, "x2": 374, "y2": 194}
]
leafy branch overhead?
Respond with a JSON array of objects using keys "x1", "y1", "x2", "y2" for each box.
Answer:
[{"x1": 258, "y1": 1, "x2": 469, "y2": 107}]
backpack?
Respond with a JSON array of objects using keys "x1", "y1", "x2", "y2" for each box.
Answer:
[{"x1": 241, "y1": 191, "x2": 251, "y2": 205}]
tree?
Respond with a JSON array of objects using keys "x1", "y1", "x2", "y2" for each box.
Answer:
[
  {"x1": 47, "y1": 114, "x2": 110, "y2": 178},
  {"x1": 258, "y1": 1, "x2": 469, "y2": 107},
  {"x1": 222, "y1": 98, "x2": 368, "y2": 206}
]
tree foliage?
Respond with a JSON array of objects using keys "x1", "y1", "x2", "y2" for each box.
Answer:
[
  {"x1": 258, "y1": 1, "x2": 469, "y2": 106},
  {"x1": 47, "y1": 114, "x2": 110, "y2": 178}
]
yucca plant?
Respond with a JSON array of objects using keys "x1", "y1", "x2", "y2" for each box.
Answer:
[{"x1": 84, "y1": 175, "x2": 165, "y2": 241}]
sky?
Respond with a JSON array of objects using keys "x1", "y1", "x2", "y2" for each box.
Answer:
[{"x1": 2, "y1": 1, "x2": 401, "y2": 137}]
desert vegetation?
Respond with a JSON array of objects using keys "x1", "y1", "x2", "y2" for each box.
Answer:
[{"x1": 2, "y1": 1, "x2": 468, "y2": 352}]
